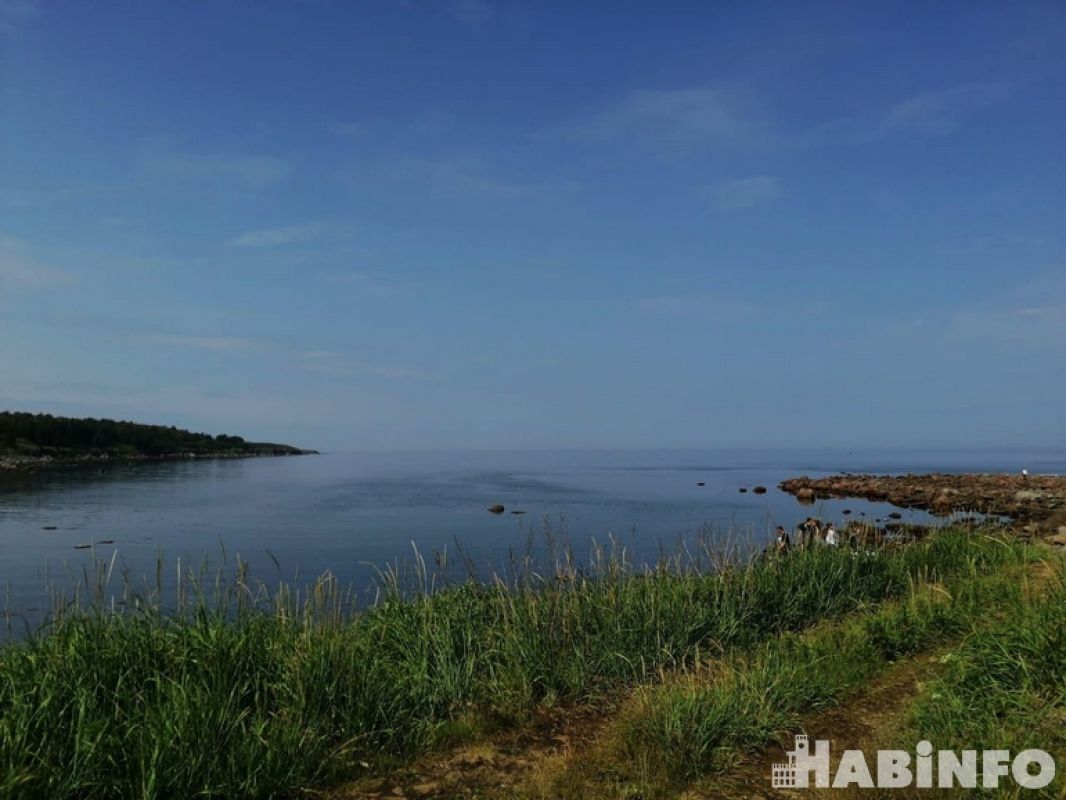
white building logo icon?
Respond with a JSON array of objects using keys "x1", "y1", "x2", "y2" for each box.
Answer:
[{"x1": 771, "y1": 734, "x2": 831, "y2": 788}]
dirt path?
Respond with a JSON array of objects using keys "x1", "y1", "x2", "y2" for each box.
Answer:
[
  {"x1": 330, "y1": 558, "x2": 1060, "y2": 800},
  {"x1": 328, "y1": 701, "x2": 620, "y2": 799},
  {"x1": 691, "y1": 558, "x2": 1060, "y2": 799},
  {"x1": 693, "y1": 652, "x2": 945, "y2": 798},
  {"x1": 329, "y1": 650, "x2": 945, "y2": 800}
]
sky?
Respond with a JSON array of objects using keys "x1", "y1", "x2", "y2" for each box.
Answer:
[{"x1": 1, "y1": 1, "x2": 1064, "y2": 451}]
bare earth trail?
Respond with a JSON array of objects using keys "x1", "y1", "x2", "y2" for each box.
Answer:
[
  {"x1": 330, "y1": 651, "x2": 944, "y2": 800},
  {"x1": 329, "y1": 701, "x2": 621, "y2": 800},
  {"x1": 331, "y1": 559, "x2": 1061, "y2": 800},
  {"x1": 694, "y1": 652, "x2": 945, "y2": 799},
  {"x1": 698, "y1": 559, "x2": 1061, "y2": 800}
]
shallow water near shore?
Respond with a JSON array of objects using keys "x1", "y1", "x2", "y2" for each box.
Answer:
[{"x1": 1, "y1": 448, "x2": 1063, "y2": 624}]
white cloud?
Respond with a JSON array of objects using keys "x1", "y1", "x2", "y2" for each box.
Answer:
[
  {"x1": 0, "y1": 0, "x2": 39, "y2": 33},
  {"x1": 146, "y1": 332, "x2": 430, "y2": 380},
  {"x1": 144, "y1": 149, "x2": 290, "y2": 187},
  {"x1": 0, "y1": 237, "x2": 72, "y2": 288},
  {"x1": 449, "y1": 0, "x2": 494, "y2": 27},
  {"x1": 324, "y1": 270, "x2": 418, "y2": 298},
  {"x1": 788, "y1": 82, "x2": 1014, "y2": 149},
  {"x1": 712, "y1": 176, "x2": 781, "y2": 210},
  {"x1": 347, "y1": 155, "x2": 566, "y2": 200},
  {"x1": 300, "y1": 350, "x2": 431, "y2": 381},
  {"x1": 226, "y1": 223, "x2": 328, "y2": 248},
  {"x1": 152, "y1": 335, "x2": 258, "y2": 352},
  {"x1": 946, "y1": 267, "x2": 1066, "y2": 346},
  {"x1": 637, "y1": 293, "x2": 756, "y2": 322},
  {"x1": 881, "y1": 82, "x2": 1012, "y2": 136},
  {"x1": 566, "y1": 87, "x2": 758, "y2": 146},
  {"x1": 333, "y1": 121, "x2": 368, "y2": 139}
]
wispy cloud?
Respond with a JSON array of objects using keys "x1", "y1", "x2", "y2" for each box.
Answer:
[
  {"x1": 301, "y1": 350, "x2": 431, "y2": 381},
  {"x1": 448, "y1": 0, "x2": 494, "y2": 27},
  {"x1": 880, "y1": 82, "x2": 1012, "y2": 136},
  {"x1": 151, "y1": 335, "x2": 258, "y2": 352},
  {"x1": 0, "y1": 237, "x2": 72, "y2": 288},
  {"x1": 712, "y1": 176, "x2": 781, "y2": 211},
  {"x1": 563, "y1": 86, "x2": 759, "y2": 147},
  {"x1": 946, "y1": 267, "x2": 1066, "y2": 346},
  {"x1": 395, "y1": 0, "x2": 497, "y2": 28},
  {"x1": 422, "y1": 157, "x2": 529, "y2": 198},
  {"x1": 143, "y1": 148, "x2": 290, "y2": 187},
  {"x1": 148, "y1": 330, "x2": 429, "y2": 380},
  {"x1": 637, "y1": 293, "x2": 756, "y2": 322},
  {"x1": 798, "y1": 82, "x2": 1014, "y2": 147},
  {"x1": 226, "y1": 223, "x2": 329, "y2": 248},
  {"x1": 345, "y1": 155, "x2": 571, "y2": 200},
  {"x1": 0, "y1": 0, "x2": 39, "y2": 33},
  {"x1": 332, "y1": 121, "x2": 368, "y2": 139},
  {"x1": 324, "y1": 270, "x2": 419, "y2": 298}
]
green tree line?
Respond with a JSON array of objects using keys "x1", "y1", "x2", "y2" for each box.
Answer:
[{"x1": 0, "y1": 411, "x2": 305, "y2": 458}]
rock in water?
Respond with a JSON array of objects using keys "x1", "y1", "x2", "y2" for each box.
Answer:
[
  {"x1": 753, "y1": 486, "x2": 767, "y2": 494},
  {"x1": 487, "y1": 504, "x2": 505, "y2": 514},
  {"x1": 697, "y1": 481, "x2": 706, "y2": 486}
]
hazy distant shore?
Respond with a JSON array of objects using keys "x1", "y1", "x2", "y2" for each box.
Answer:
[
  {"x1": 0, "y1": 410, "x2": 317, "y2": 473},
  {"x1": 0, "y1": 448, "x2": 318, "y2": 473}
]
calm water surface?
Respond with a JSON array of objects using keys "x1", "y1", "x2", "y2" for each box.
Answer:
[{"x1": 1, "y1": 448, "x2": 1062, "y2": 621}]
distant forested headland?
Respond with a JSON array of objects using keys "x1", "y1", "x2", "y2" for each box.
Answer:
[{"x1": 0, "y1": 411, "x2": 314, "y2": 467}]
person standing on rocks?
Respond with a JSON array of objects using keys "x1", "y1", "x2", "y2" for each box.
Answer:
[
  {"x1": 774, "y1": 526, "x2": 791, "y2": 553},
  {"x1": 825, "y1": 524, "x2": 839, "y2": 546}
]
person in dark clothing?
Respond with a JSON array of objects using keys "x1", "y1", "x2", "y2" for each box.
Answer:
[{"x1": 774, "y1": 525, "x2": 791, "y2": 553}]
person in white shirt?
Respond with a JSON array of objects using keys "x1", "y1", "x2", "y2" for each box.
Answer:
[{"x1": 825, "y1": 524, "x2": 839, "y2": 546}]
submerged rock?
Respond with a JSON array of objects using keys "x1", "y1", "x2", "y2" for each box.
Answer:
[
  {"x1": 753, "y1": 486, "x2": 767, "y2": 494},
  {"x1": 487, "y1": 504, "x2": 505, "y2": 514}
]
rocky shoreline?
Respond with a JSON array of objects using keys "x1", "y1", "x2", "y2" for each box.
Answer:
[
  {"x1": 779, "y1": 473, "x2": 1066, "y2": 540},
  {"x1": 0, "y1": 449, "x2": 318, "y2": 473}
]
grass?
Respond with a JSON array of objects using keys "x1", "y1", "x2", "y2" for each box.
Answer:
[
  {"x1": 614, "y1": 566, "x2": 1027, "y2": 791},
  {"x1": 896, "y1": 567, "x2": 1066, "y2": 797},
  {"x1": 0, "y1": 528, "x2": 1035, "y2": 799}
]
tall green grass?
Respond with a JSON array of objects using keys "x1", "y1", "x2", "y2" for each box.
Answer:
[
  {"x1": 617, "y1": 565, "x2": 1028, "y2": 787},
  {"x1": 900, "y1": 571, "x2": 1066, "y2": 797},
  {"x1": 0, "y1": 529, "x2": 1030, "y2": 799}
]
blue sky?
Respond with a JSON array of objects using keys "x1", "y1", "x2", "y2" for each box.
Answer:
[{"x1": 1, "y1": 1, "x2": 1064, "y2": 451}]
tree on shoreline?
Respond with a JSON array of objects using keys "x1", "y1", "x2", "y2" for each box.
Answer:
[{"x1": 0, "y1": 411, "x2": 303, "y2": 458}]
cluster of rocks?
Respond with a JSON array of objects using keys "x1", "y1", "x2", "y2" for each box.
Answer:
[
  {"x1": 779, "y1": 473, "x2": 1066, "y2": 541},
  {"x1": 0, "y1": 455, "x2": 58, "y2": 471}
]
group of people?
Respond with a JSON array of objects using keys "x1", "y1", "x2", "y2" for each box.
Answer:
[{"x1": 773, "y1": 517, "x2": 848, "y2": 553}]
